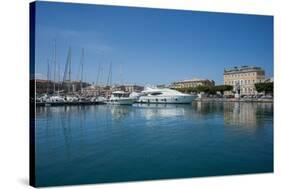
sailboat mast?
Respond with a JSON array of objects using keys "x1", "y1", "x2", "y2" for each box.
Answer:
[
  {"x1": 58, "y1": 63, "x2": 60, "y2": 94},
  {"x1": 69, "y1": 48, "x2": 71, "y2": 82},
  {"x1": 119, "y1": 63, "x2": 123, "y2": 86},
  {"x1": 96, "y1": 63, "x2": 101, "y2": 87},
  {"x1": 63, "y1": 47, "x2": 72, "y2": 94},
  {"x1": 53, "y1": 40, "x2": 56, "y2": 94},
  {"x1": 106, "y1": 61, "x2": 112, "y2": 87},
  {"x1": 80, "y1": 48, "x2": 84, "y2": 93},
  {"x1": 68, "y1": 47, "x2": 72, "y2": 93},
  {"x1": 47, "y1": 59, "x2": 50, "y2": 94},
  {"x1": 100, "y1": 66, "x2": 103, "y2": 86}
]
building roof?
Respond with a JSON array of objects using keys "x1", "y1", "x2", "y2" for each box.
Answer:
[
  {"x1": 173, "y1": 78, "x2": 213, "y2": 83},
  {"x1": 224, "y1": 66, "x2": 264, "y2": 74}
]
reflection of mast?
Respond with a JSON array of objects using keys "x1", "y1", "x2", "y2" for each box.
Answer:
[
  {"x1": 106, "y1": 61, "x2": 112, "y2": 87},
  {"x1": 63, "y1": 47, "x2": 72, "y2": 93}
]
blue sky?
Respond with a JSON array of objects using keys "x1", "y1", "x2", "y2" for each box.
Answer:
[{"x1": 34, "y1": 1, "x2": 273, "y2": 85}]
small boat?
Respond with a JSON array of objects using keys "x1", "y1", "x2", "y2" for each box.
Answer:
[
  {"x1": 46, "y1": 95, "x2": 66, "y2": 103},
  {"x1": 91, "y1": 96, "x2": 106, "y2": 104},
  {"x1": 107, "y1": 91, "x2": 135, "y2": 105},
  {"x1": 137, "y1": 87, "x2": 197, "y2": 104}
]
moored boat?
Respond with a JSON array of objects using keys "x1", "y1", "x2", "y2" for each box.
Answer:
[
  {"x1": 106, "y1": 91, "x2": 135, "y2": 105},
  {"x1": 137, "y1": 87, "x2": 197, "y2": 104}
]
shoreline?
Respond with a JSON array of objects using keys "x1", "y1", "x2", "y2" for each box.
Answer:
[
  {"x1": 195, "y1": 97, "x2": 273, "y2": 103},
  {"x1": 35, "y1": 98, "x2": 273, "y2": 107}
]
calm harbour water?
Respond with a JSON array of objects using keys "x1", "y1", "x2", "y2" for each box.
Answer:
[{"x1": 35, "y1": 102, "x2": 273, "y2": 187}]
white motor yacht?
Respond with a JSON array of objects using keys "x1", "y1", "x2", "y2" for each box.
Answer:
[
  {"x1": 107, "y1": 91, "x2": 135, "y2": 105},
  {"x1": 138, "y1": 87, "x2": 197, "y2": 104}
]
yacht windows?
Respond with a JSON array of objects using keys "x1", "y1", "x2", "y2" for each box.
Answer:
[
  {"x1": 150, "y1": 92, "x2": 162, "y2": 96},
  {"x1": 113, "y1": 93, "x2": 130, "y2": 98}
]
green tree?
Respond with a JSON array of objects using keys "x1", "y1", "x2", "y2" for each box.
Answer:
[
  {"x1": 172, "y1": 85, "x2": 233, "y2": 95},
  {"x1": 213, "y1": 85, "x2": 233, "y2": 94},
  {"x1": 255, "y1": 82, "x2": 273, "y2": 95},
  {"x1": 196, "y1": 85, "x2": 211, "y2": 93}
]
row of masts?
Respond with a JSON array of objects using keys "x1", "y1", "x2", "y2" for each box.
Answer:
[{"x1": 46, "y1": 41, "x2": 116, "y2": 95}]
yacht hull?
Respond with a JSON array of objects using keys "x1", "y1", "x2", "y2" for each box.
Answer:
[
  {"x1": 106, "y1": 98, "x2": 135, "y2": 105},
  {"x1": 137, "y1": 95, "x2": 197, "y2": 104}
]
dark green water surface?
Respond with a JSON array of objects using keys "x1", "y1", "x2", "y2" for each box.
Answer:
[{"x1": 35, "y1": 102, "x2": 273, "y2": 186}]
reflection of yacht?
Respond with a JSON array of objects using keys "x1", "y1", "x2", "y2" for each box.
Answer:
[
  {"x1": 136, "y1": 104, "x2": 186, "y2": 119},
  {"x1": 110, "y1": 105, "x2": 131, "y2": 120},
  {"x1": 138, "y1": 87, "x2": 197, "y2": 104},
  {"x1": 107, "y1": 91, "x2": 135, "y2": 105}
]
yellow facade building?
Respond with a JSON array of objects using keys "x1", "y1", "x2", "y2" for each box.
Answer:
[
  {"x1": 224, "y1": 66, "x2": 265, "y2": 95},
  {"x1": 171, "y1": 78, "x2": 215, "y2": 89}
]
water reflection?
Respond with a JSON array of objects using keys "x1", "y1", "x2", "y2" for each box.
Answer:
[
  {"x1": 110, "y1": 105, "x2": 132, "y2": 120},
  {"x1": 35, "y1": 102, "x2": 273, "y2": 186},
  {"x1": 192, "y1": 102, "x2": 273, "y2": 126},
  {"x1": 35, "y1": 102, "x2": 273, "y2": 152},
  {"x1": 36, "y1": 102, "x2": 273, "y2": 126},
  {"x1": 134, "y1": 104, "x2": 187, "y2": 120}
]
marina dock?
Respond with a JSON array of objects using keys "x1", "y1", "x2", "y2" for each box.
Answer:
[{"x1": 36, "y1": 101, "x2": 105, "y2": 106}]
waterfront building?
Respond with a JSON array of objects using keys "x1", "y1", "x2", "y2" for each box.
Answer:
[
  {"x1": 83, "y1": 85, "x2": 101, "y2": 96},
  {"x1": 170, "y1": 78, "x2": 215, "y2": 89},
  {"x1": 112, "y1": 84, "x2": 144, "y2": 93},
  {"x1": 224, "y1": 66, "x2": 265, "y2": 95}
]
